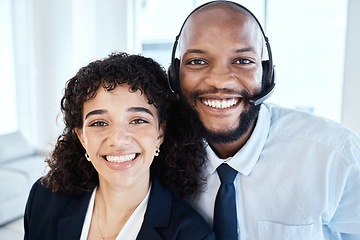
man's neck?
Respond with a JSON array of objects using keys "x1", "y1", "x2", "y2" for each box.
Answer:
[{"x1": 209, "y1": 121, "x2": 256, "y2": 159}]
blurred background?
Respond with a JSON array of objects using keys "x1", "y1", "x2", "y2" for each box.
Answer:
[{"x1": 1, "y1": 0, "x2": 359, "y2": 151}]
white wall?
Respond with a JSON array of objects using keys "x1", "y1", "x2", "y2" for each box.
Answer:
[
  {"x1": 0, "y1": 0, "x2": 17, "y2": 135},
  {"x1": 11, "y1": 0, "x2": 133, "y2": 151},
  {"x1": 267, "y1": 0, "x2": 347, "y2": 123},
  {"x1": 342, "y1": 0, "x2": 360, "y2": 135}
]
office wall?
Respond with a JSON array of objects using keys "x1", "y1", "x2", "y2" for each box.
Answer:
[
  {"x1": 342, "y1": 0, "x2": 360, "y2": 135},
  {"x1": 12, "y1": 0, "x2": 132, "y2": 151}
]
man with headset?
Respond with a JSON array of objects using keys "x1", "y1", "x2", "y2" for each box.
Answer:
[{"x1": 167, "y1": 1, "x2": 360, "y2": 239}]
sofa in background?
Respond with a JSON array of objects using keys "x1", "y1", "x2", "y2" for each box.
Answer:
[{"x1": 0, "y1": 131, "x2": 47, "y2": 226}]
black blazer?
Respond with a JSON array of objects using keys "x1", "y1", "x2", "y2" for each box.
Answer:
[{"x1": 24, "y1": 177, "x2": 215, "y2": 240}]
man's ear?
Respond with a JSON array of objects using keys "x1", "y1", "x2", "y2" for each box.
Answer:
[{"x1": 74, "y1": 128, "x2": 85, "y2": 147}]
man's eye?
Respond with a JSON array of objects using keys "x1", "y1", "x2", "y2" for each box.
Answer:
[
  {"x1": 235, "y1": 58, "x2": 252, "y2": 64},
  {"x1": 188, "y1": 59, "x2": 206, "y2": 65}
]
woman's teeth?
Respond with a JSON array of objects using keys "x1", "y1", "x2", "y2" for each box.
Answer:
[
  {"x1": 202, "y1": 98, "x2": 238, "y2": 109},
  {"x1": 106, "y1": 154, "x2": 136, "y2": 163}
]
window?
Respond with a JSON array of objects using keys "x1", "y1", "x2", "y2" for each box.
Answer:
[
  {"x1": 267, "y1": 0, "x2": 347, "y2": 122},
  {"x1": 0, "y1": 0, "x2": 17, "y2": 135}
]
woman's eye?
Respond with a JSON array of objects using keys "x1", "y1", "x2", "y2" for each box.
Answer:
[
  {"x1": 130, "y1": 118, "x2": 148, "y2": 124},
  {"x1": 90, "y1": 121, "x2": 107, "y2": 127},
  {"x1": 188, "y1": 59, "x2": 206, "y2": 65}
]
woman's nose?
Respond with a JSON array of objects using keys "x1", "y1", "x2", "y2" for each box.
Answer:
[{"x1": 106, "y1": 125, "x2": 132, "y2": 147}]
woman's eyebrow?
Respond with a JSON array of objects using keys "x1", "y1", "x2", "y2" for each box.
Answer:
[
  {"x1": 85, "y1": 109, "x2": 107, "y2": 120},
  {"x1": 128, "y1": 107, "x2": 154, "y2": 117}
]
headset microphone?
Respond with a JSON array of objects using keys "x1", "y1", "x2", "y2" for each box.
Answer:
[
  {"x1": 168, "y1": 0, "x2": 276, "y2": 106},
  {"x1": 248, "y1": 78, "x2": 275, "y2": 106}
]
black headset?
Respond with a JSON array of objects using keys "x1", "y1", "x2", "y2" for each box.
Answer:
[{"x1": 167, "y1": 0, "x2": 275, "y2": 106}]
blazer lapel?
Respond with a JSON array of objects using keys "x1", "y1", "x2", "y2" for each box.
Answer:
[
  {"x1": 136, "y1": 221, "x2": 164, "y2": 240},
  {"x1": 137, "y1": 177, "x2": 172, "y2": 240},
  {"x1": 57, "y1": 191, "x2": 93, "y2": 240}
]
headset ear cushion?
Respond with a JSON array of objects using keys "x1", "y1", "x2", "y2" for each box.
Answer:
[
  {"x1": 168, "y1": 58, "x2": 180, "y2": 93},
  {"x1": 261, "y1": 60, "x2": 271, "y2": 89}
]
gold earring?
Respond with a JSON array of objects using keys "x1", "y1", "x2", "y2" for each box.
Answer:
[
  {"x1": 85, "y1": 153, "x2": 91, "y2": 161},
  {"x1": 154, "y1": 147, "x2": 160, "y2": 157}
]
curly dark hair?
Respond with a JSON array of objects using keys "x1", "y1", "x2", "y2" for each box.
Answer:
[
  {"x1": 42, "y1": 52, "x2": 206, "y2": 199},
  {"x1": 153, "y1": 99, "x2": 207, "y2": 199}
]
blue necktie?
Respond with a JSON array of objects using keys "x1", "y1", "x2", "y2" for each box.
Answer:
[{"x1": 213, "y1": 163, "x2": 238, "y2": 239}]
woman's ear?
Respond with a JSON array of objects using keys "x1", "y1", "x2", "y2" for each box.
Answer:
[
  {"x1": 74, "y1": 128, "x2": 85, "y2": 147},
  {"x1": 157, "y1": 122, "x2": 166, "y2": 146}
]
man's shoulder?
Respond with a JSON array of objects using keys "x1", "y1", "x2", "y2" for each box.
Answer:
[{"x1": 263, "y1": 103, "x2": 358, "y2": 147}]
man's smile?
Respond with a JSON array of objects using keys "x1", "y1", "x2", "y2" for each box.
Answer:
[{"x1": 201, "y1": 98, "x2": 239, "y2": 109}]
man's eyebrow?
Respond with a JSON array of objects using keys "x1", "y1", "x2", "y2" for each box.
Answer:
[
  {"x1": 85, "y1": 109, "x2": 107, "y2": 120},
  {"x1": 184, "y1": 49, "x2": 208, "y2": 55},
  {"x1": 184, "y1": 47, "x2": 256, "y2": 55},
  {"x1": 128, "y1": 107, "x2": 154, "y2": 117},
  {"x1": 235, "y1": 47, "x2": 257, "y2": 53}
]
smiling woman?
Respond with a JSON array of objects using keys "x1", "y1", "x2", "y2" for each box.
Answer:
[
  {"x1": 75, "y1": 86, "x2": 163, "y2": 184},
  {"x1": 23, "y1": 52, "x2": 215, "y2": 240}
]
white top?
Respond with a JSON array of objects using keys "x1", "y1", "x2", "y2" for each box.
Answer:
[
  {"x1": 191, "y1": 103, "x2": 360, "y2": 240},
  {"x1": 80, "y1": 185, "x2": 151, "y2": 240}
]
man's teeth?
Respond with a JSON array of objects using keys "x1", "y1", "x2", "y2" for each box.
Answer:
[
  {"x1": 202, "y1": 98, "x2": 238, "y2": 109},
  {"x1": 106, "y1": 154, "x2": 136, "y2": 163}
]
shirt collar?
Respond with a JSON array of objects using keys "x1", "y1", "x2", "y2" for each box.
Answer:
[{"x1": 205, "y1": 104, "x2": 271, "y2": 176}]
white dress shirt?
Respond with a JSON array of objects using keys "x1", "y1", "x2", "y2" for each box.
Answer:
[
  {"x1": 191, "y1": 103, "x2": 360, "y2": 240},
  {"x1": 80, "y1": 185, "x2": 151, "y2": 240}
]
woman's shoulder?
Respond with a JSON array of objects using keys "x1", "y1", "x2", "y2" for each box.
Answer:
[{"x1": 27, "y1": 177, "x2": 93, "y2": 209}]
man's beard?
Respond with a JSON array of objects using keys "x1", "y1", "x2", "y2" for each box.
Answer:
[{"x1": 179, "y1": 91, "x2": 261, "y2": 144}]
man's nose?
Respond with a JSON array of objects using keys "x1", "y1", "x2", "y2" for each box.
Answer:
[{"x1": 204, "y1": 64, "x2": 237, "y2": 89}]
